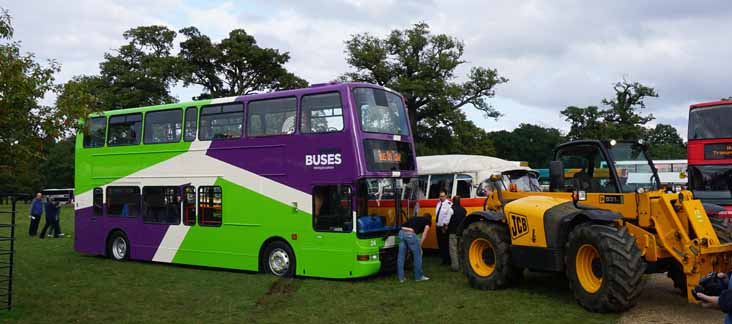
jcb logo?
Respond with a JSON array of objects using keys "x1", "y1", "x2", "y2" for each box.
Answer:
[{"x1": 510, "y1": 213, "x2": 529, "y2": 239}]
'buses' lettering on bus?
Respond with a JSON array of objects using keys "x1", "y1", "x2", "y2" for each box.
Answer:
[{"x1": 305, "y1": 153, "x2": 342, "y2": 169}]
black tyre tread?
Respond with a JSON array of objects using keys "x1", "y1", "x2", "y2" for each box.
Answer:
[
  {"x1": 566, "y1": 224, "x2": 645, "y2": 313},
  {"x1": 461, "y1": 221, "x2": 518, "y2": 290}
]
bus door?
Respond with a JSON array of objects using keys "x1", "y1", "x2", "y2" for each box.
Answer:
[{"x1": 304, "y1": 184, "x2": 355, "y2": 277}]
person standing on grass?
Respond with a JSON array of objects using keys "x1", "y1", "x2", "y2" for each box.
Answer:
[
  {"x1": 397, "y1": 213, "x2": 431, "y2": 283},
  {"x1": 434, "y1": 190, "x2": 453, "y2": 265},
  {"x1": 39, "y1": 197, "x2": 61, "y2": 239},
  {"x1": 448, "y1": 196, "x2": 466, "y2": 271},
  {"x1": 29, "y1": 192, "x2": 44, "y2": 237}
]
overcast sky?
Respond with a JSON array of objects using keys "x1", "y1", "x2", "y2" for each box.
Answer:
[{"x1": 6, "y1": 0, "x2": 732, "y2": 138}]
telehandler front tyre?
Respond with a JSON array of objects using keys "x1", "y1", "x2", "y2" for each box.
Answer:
[
  {"x1": 461, "y1": 221, "x2": 519, "y2": 290},
  {"x1": 566, "y1": 224, "x2": 645, "y2": 313}
]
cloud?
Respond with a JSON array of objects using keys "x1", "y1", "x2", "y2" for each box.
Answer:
[{"x1": 5, "y1": 0, "x2": 731, "y2": 137}]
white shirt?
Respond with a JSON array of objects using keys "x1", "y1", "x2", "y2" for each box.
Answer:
[{"x1": 435, "y1": 200, "x2": 453, "y2": 227}]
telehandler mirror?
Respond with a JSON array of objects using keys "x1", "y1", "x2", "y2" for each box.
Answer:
[{"x1": 549, "y1": 160, "x2": 564, "y2": 192}]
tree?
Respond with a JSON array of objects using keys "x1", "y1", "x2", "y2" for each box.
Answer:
[
  {"x1": 645, "y1": 124, "x2": 686, "y2": 159},
  {"x1": 646, "y1": 124, "x2": 683, "y2": 146},
  {"x1": 721, "y1": 97, "x2": 732, "y2": 101},
  {"x1": 178, "y1": 27, "x2": 307, "y2": 99},
  {"x1": 561, "y1": 106, "x2": 605, "y2": 141},
  {"x1": 341, "y1": 22, "x2": 508, "y2": 154},
  {"x1": 490, "y1": 124, "x2": 565, "y2": 168},
  {"x1": 98, "y1": 26, "x2": 181, "y2": 109},
  {"x1": 416, "y1": 115, "x2": 496, "y2": 157},
  {"x1": 562, "y1": 80, "x2": 658, "y2": 141},
  {"x1": 0, "y1": 7, "x2": 65, "y2": 193},
  {"x1": 41, "y1": 137, "x2": 75, "y2": 189}
]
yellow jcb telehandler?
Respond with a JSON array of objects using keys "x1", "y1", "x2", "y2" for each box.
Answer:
[{"x1": 458, "y1": 140, "x2": 732, "y2": 312}]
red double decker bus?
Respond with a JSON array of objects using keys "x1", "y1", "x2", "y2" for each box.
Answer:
[{"x1": 688, "y1": 99, "x2": 732, "y2": 216}]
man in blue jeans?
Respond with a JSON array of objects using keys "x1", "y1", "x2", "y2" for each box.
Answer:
[{"x1": 397, "y1": 214, "x2": 431, "y2": 283}]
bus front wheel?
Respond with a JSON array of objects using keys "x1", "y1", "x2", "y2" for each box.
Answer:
[
  {"x1": 263, "y1": 241, "x2": 296, "y2": 277},
  {"x1": 107, "y1": 231, "x2": 130, "y2": 261}
]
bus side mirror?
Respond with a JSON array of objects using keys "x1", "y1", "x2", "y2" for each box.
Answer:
[{"x1": 549, "y1": 160, "x2": 565, "y2": 192}]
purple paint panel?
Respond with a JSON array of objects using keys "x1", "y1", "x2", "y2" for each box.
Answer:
[
  {"x1": 75, "y1": 207, "x2": 169, "y2": 261},
  {"x1": 206, "y1": 83, "x2": 418, "y2": 194}
]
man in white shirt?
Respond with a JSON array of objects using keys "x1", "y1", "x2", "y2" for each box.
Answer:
[{"x1": 435, "y1": 190, "x2": 453, "y2": 265}]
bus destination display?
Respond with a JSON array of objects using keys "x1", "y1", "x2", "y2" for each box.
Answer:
[{"x1": 704, "y1": 143, "x2": 732, "y2": 160}]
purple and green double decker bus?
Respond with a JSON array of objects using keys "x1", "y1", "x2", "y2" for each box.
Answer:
[{"x1": 74, "y1": 82, "x2": 418, "y2": 278}]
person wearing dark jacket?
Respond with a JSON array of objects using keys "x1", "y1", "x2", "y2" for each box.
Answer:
[
  {"x1": 39, "y1": 198, "x2": 61, "y2": 239},
  {"x1": 29, "y1": 192, "x2": 44, "y2": 237},
  {"x1": 448, "y1": 196, "x2": 467, "y2": 271},
  {"x1": 697, "y1": 271, "x2": 732, "y2": 324}
]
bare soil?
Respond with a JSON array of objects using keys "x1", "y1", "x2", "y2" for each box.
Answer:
[{"x1": 620, "y1": 274, "x2": 722, "y2": 324}]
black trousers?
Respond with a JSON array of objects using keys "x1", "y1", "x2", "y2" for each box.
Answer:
[
  {"x1": 40, "y1": 216, "x2": 60, "y2": 238},
  {"x1": 437, "y1": 227, "x2": 450, "y2": 263},
  {"x1": 29, "y1": 215, "x2": 41, "y2": 236}
]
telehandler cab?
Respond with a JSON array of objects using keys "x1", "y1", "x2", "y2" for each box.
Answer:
[{"x1": 458, "y1": 140, "x2": 732, "y2": 312}]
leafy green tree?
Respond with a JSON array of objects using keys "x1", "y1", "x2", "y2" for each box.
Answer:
[
  {"x1": 560, "y1": 106, "x2": 605, "y2": 141},
  {"x1": 645, "y1": 124, "x2": 686, "y2": 159},
  {"x1": 562, "y1": 80, "x2": 658, "y2": 141},
  {"x1": 41, "y1": 137, "x2": 75, "y2": 189},
  {"x1": 721, "y1": 97, "x2": 732, "y2": 101},
  {"x1": 98, "y1": 26, "x2": 181, "y2": 109},
  {"x1": 341, "y1": 22, "x2": 507, "y2": 154},
  {"x1": 416, "y1": 115, "x2": 496, "y2": 157},
  {"x1": 490, "y1": 124, "x2": 565, "y2": 168},
  {"x1": 0, "y1": 8, "x2": 64, "y2": 193},
  {"x1": 178, "y1": 27, "x2": 307, "y2": 99}
]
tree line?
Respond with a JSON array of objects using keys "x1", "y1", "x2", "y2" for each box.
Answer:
[{"x1": 0, "y1": 7, "x2": 688, "y2": 193}]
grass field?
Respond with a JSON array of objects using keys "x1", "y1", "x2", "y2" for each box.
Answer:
[{"x1": 0, "y1": 203, "x2": 618, "y2": 323}]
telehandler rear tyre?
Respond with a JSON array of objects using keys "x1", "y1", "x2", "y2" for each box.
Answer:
[
  {"x1": 566, "y1": 224, "x2": 644, "y2": 313},
  {"x1": 461, "y1": 221, "x2": 518, "y2": 290}
]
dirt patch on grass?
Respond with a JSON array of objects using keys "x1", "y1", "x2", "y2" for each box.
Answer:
[
  {"x1": 620, "y1": 274, "x2": 721, "y2": 324},
  {"x1": 255, "y1": 278, "x2": 301, "y2": 306}
]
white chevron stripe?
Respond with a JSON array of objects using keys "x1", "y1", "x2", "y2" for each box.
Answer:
[
  {"x1": 76, "y1": 139, "x2": 312, "y2": 263},
  {"x1": 152, "y1": 224, "x2": 191, "y2": 262}
]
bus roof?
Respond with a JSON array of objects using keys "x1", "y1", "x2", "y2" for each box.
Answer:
[
  {"x1": 417, "y1": 155, "x2": 537, "y2": 182},
  {"x1": 88, "y1": 82, "x2": 393, "y2": 117},
  {"x1": 690, "y1": 100, "x2": 732, "y2": 109}
]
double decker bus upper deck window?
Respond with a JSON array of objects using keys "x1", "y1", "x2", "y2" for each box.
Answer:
[
  {"x1": 83, "y1": 116, "x2": 107, "y2": 148},
  {"x1": 353, "y1": 88, "x2": 409, "y2": 135},
  {"x1": 108, "y1": 113, "x2": 142, "y2": 146},
  {"x1": 363, "y1": 139, "x2": 415, "y2": 172},
  {"x1": 689, "y1": 105, "x2": 732, "y2": 140}
]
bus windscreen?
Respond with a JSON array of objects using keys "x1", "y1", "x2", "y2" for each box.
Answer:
[{"x1": 689, "y1": 105, "x2": 732, "y2": 140}]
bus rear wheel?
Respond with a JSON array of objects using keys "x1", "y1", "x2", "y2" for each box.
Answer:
[
  {"x1": 264, "y1": 241, "x2": 296, "y2": 277},
  {"x1": 107, "y1": 231, "x2": 130, "y2": 261}
]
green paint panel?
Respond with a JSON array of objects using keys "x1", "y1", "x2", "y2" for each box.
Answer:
[
  {"x1": 75, "y1": 99, "x2": 213, "y2": 195},
  {"x1": 172, "y1": 178, "x2": 382, "y2": 278}
]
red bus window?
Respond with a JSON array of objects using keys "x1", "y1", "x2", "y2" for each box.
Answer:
[
  {"x1": 183, "y1": 186, "x2": 196, "y2": 226},
  {"x1": 198, "y1": 186, "x2": 222, "y2": 226}
]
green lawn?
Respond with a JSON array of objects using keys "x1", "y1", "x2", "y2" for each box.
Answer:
[{"x1": 0, "y1": 204, "x2": 618, "y2": 323}]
